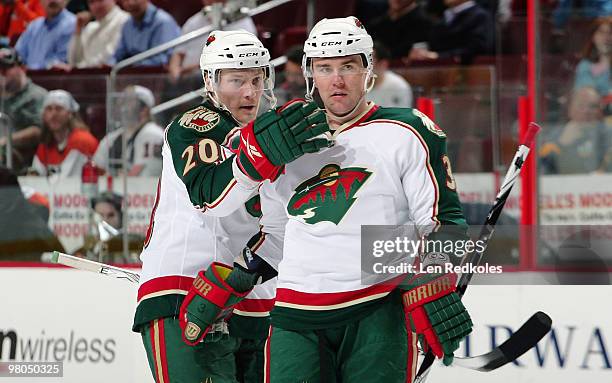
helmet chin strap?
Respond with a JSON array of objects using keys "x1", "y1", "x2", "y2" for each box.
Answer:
[
  {"x1": 207, "y1": 87, "x2": 240, "y2": 124},
  {"x1": 317, "y1": 70, "x2": 376, "y2": 127},
  {"x1": 327, "y1": 91, "x2": 368, "y2": 126}
]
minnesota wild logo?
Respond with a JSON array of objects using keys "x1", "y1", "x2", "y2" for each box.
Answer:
[{"x1": 287, "y1": 164, "x2": 372, "y2": 225}]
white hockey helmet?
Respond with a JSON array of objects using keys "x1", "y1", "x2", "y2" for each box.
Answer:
[
  {"x1": 199, "y1": 29, "x2": 276, "y2": 111},
  {"x1": 302, "y1": 17, "x2": 374, "y2": 100}
]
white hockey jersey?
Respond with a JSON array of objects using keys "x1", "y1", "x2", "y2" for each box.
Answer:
[
  {"x1": 254, "y1": 103, "x2": 466, "y2": 330},
  {"x1": 93, "y1": 121, "x2": 164, "y2": 177},
  {"x1": 133, "y1": 102, "x2": 275, "y2": 335}
]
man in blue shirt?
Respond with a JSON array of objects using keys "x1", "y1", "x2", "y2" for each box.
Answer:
[
  {"x1": 113, "y1": 0, "x2": 180, "y2": 66},
  {"x1": 15, "y1": 0, "x2": 76, "y2": 70}
]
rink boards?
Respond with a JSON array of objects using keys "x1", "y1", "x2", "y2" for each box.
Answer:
[{"x1": 0, "y1": 266, "x2": 610, "y2": 382}]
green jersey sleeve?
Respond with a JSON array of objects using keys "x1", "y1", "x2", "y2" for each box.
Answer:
[
  {"x1": 371, "y1": 107, "x2": 469, "y2": 261},
  {"x1": 165, "y1": 103, "x2": 257, "y2": 216}
]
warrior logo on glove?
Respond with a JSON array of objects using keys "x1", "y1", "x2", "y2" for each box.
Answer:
[
  {"x1": 184, "y1": 322, "x2": 202, "y2": 342},
  {"x1": 179, "y1": 263, "x2": 248, "y2": 346},
  {"x1": 402, "y1": 272, "x2": 473, "y2": 366}
]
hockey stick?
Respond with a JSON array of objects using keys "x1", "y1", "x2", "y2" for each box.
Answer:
[
  {"x1": 451, "y1": 311, "x2": 551, "y2": 372},
  {"x1": 51, "y1": 251, "x2": 140, "y2": 284},
  {"x1": 414, "y1": 122, "x2": 546, "y2": 382},
  {"x1": 53, "y1": 250, "x2": 549, "y2": 373}
]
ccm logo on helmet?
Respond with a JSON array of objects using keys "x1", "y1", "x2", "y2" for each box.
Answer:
[
  {"x1": 238, "y1": 52, "x2": 259, "y2": 57},
  {"x1": 321, "y1": 41, "x2": 342, "y2": 46}
]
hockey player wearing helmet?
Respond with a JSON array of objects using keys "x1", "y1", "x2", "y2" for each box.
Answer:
[
  {"x1": 134, "y1": 30, "x2": 328, "y2": 382},
  {"x1": 179, "y1": 18, "x2": 473, "y2": 382}
]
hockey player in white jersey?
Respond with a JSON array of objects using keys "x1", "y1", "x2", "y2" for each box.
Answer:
[
  {"x1": 93, "y1": 85, "x2": 164, "y2": 177},
  {"x1": 134, "y1": 30, "x2": 331, "y2": 382},
  {"x1": 179, "y1": 18, "x2": 474, "y2": 382}
]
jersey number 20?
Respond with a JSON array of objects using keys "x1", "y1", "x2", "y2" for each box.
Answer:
[{"x1": 181, "y1": 139, "x2": 220, "y2": 176}]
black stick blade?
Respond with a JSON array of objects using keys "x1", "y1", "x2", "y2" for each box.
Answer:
[{"x1": 485, "y1": 311, "x2": 552, "y2": 370}]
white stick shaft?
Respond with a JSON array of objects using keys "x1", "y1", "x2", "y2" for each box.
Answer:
[{"x1": 52, "y1": 251, "x2": 140, "y2": 284}]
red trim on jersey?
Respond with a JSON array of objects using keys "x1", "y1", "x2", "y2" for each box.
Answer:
[
  {"x1": 222, "y1": 127, "x2": 241, "y2": 148},
  {"x1": 137, "y1": 275, "x2": 194, "y2": 302},
  {"x1": 275, "y1": 276, "x2": 402, "y2": 307},
  {"x1": 235, "y1": 157, "x2": 259, "y2": 183},
  {"x1": 235, "y1": 298, "x2": 276, "y2": 313},
  {"x1": 334, "y1": 104, "x2": 380, "y2": 135},
  {"x1": 144, "y1": 178, "x2": 162, "y2": 249},
  {"x1": 202, "y1": 179, "x2": 238, "y2": 211},
  {"x1": 158, "y1": 320, "x2": 170, "y2": 383},
  {"x1": 359, "y1": 119, "x2": 440, "y2": 229}
]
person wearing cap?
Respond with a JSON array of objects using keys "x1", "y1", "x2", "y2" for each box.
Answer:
[
  {"x1": 31, "y1": 89, "x2": 98, "y2": 177},
  {"x1": 14, "y1": 0, "x2": 76, "y2": 70},
  {"x1": 67, "y1": 0, "x2": 129, "y2": 68},
  {"x1": 181, "y1": 17, "x2": 472, "y2": 382},
  {"x1": 0, "y1": 46, "x2": 47, "y2": 171},
  {"x1": 93, "y1": 85, "x2": 163, "y2": 176}
]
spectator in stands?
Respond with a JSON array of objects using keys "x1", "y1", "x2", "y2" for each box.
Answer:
[
  {"x1": 93, "y1": 85, "x2": 163, "y2": 176},
  {"x1": 160, "y1": 0, "x2": 257, "y2": 121},
  {"x1": 68, "y1": 0, "x2": 129, "y2": 68},
  {"x1": 0, "y1": 0, "x2": 45, "y2": 45},
  {"x1": 31, "y1": 89, "x2": 98, "y2": 177},
  {"x1": 168, "y1": 0, "x2": 257, "y2": 83},
  {"x1": 87, "y1": 190, "x2": 141, "y2": 263},
  {"x1": 553, "y1": 0, "x2": 612, "y2": 30},
  {"x1": 574, "y1": 17, "x2": 611, "y2": 99},
  {"x1": 93, "y1": 191, "x2": 122, "y2": 229},
  {"x1": 15, "y1": 0, "x2": 76, "y2": 70},
  {"x1": 0, "y1": 47, "x2": 47, "y2": 172},
  {"x1": 275, "y1": 45, "x2": 307, "y2": 104},
  {"x1": 540, "y1": 87, "x2": 611, "y2": 174},
  {"x1": 429, "y1": 0, "x2": 512, "y2": 24},
  {"x1": 367, "y1": 0, "x2": 433, "y2": 59},
  {"x1": 409, "y1": 0, "x2": 494, "y2": 65},
  {"x1": 367, "y1": 41, "x2": 413, "y2": 107},
  {"x1": 113, "y1": 0, "x2": 180, "y2": 66}
]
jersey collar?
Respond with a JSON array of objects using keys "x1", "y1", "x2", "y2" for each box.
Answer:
[{"x1": 329, "y1": 102, "x2": 379, "y2": 138}]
